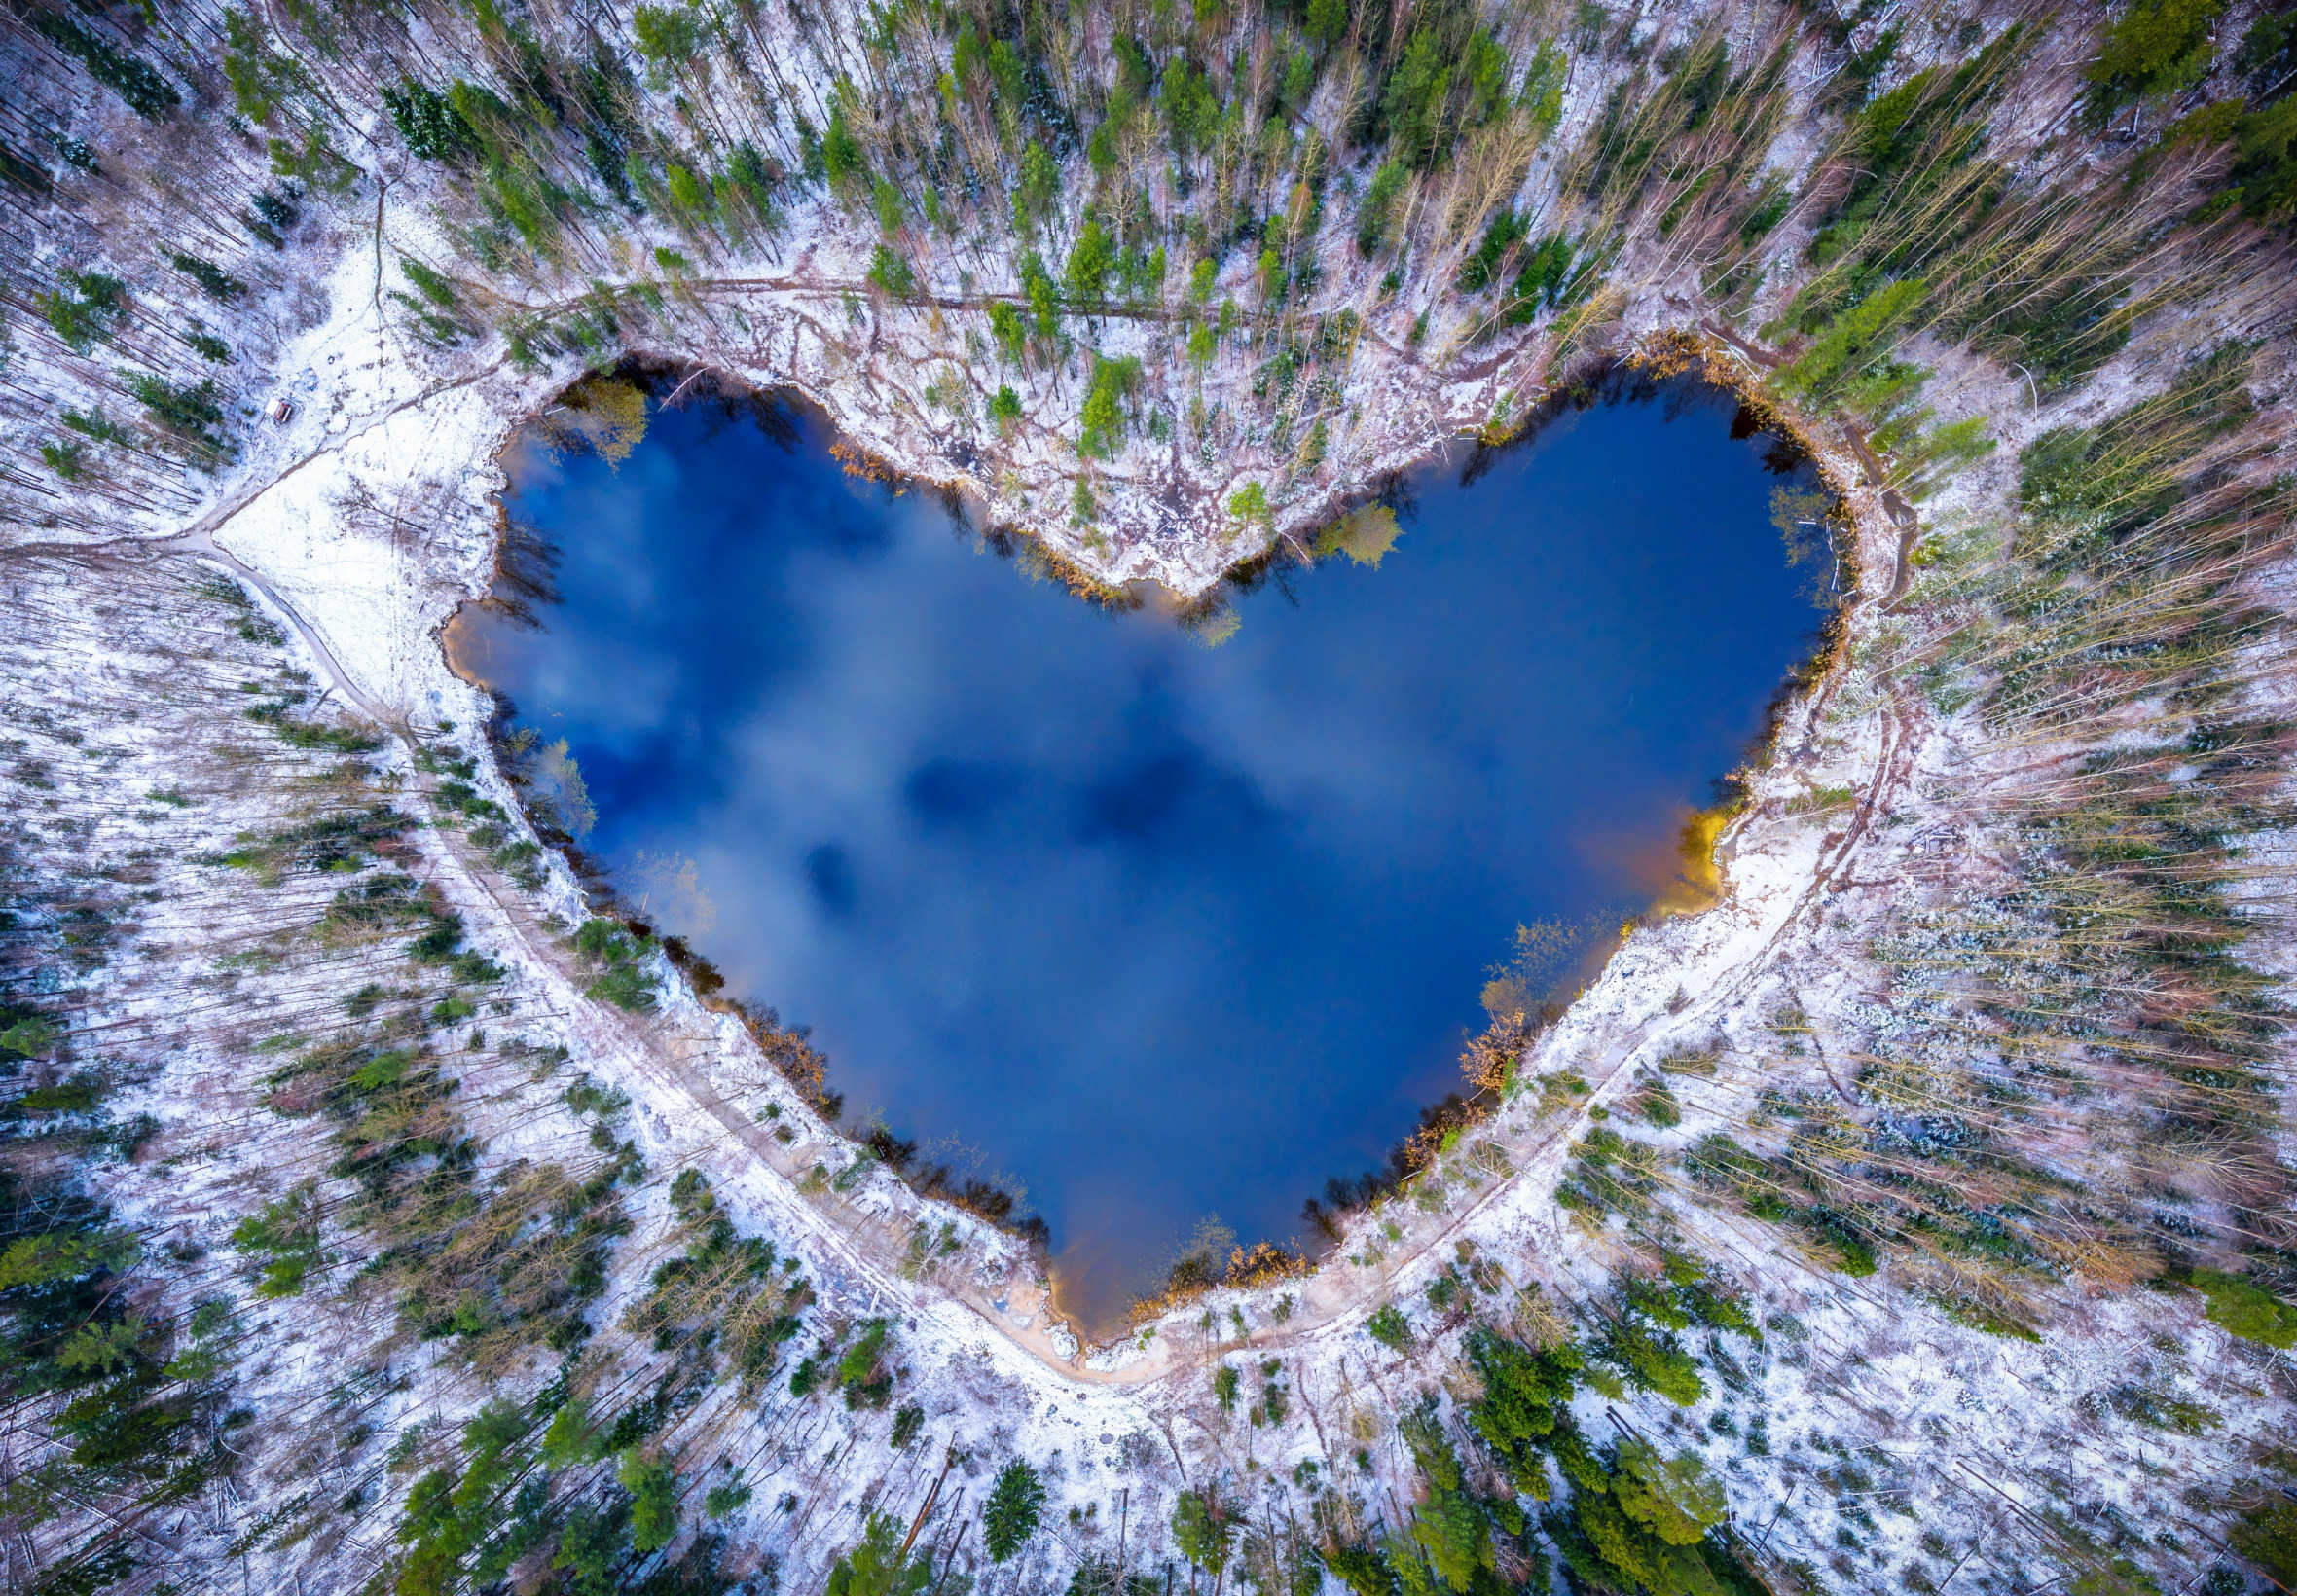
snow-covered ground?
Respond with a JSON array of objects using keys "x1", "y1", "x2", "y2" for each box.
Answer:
[
  {"x1": 5, "y1": 0, "x2": 2293, "y2": 1587},
  {"x1": 12, "y1": 521, "x2": 2286, "y2": 1593}
]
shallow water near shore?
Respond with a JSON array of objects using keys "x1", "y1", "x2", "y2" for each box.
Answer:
[{"x1": 451, "y1": 374, "x2": 1832, "y2": 1334}]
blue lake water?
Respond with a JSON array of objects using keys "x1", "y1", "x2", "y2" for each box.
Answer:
[{"x1": 450, "y1": 374, "x2": 1830, "y2": 1329}]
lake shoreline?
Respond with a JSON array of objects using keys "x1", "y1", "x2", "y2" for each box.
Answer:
[{"x1": 443, "y1": 340, "x2": 1862, "y2": 1349}]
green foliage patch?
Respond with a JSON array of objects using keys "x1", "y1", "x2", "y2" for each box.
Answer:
[
  {"x1": 575, "y1": 918, "x2": 659, "y2": 1012},
  {"x1": 984, "y1": 1457, "x2": 1047, "y2": 1562},
  {"x1": 27, "y1": 12, "x2": 178, "y2": 119}
]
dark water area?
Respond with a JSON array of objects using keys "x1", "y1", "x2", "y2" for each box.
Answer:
[{"x1": 451, "y1": 373, "x2": 1832, "y2": 1332}]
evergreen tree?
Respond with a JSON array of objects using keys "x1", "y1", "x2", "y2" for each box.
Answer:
[{"x1": 982, "y1": 1458, "x2": 1046, "y2": 1563}]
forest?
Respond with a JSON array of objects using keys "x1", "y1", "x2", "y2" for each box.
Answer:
[{"x1": 2, "y1": 0, "x2": 2295, "y2": 1593}]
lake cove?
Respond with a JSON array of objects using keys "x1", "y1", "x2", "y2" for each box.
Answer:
[{"x1": 450, "y1": 370, "x2": 1833, "y2": 1333}]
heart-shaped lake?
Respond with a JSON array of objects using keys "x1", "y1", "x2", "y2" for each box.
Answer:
[{"x1": 449, "y1": 369, "x2": 1832, "y2": 1331}]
